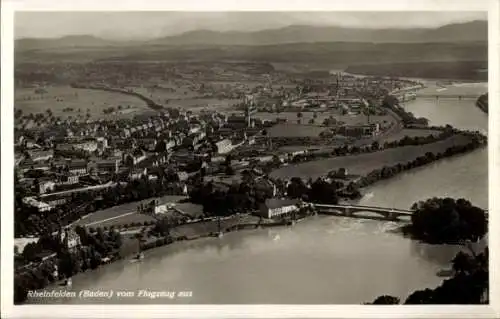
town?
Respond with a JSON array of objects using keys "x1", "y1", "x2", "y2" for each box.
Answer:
[{"x1": 13, "y1": 60, "x2": 487, "y2": 304}]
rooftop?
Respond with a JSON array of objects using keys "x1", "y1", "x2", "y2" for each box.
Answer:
[{"x1": 263, "y1": 198, "x2": 300, "y2": 210}]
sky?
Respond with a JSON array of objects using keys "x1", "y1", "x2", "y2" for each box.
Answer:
[{"x1": 15, "y1": 11, "x2": 487, "y2": 40}]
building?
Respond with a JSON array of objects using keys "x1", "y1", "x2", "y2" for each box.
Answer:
[
  {"x1": 96, "y1": 137, "x2": 109, "y2": 150},
  {"x1": 58, "y1": 175, "x2": 79, "y2": 185},
  {"x1": 15, "y1": 153, "x2": 26, "y2": 166},
  {"x1": 96, "y1": 159, "x2": 120, "y2": 174},
  {"x1": 39, "y1": 179, "x2": 56, "y2": 194},
  {"x1": 59, "y1": 227, "x2": 81, "y2": 251},
  {"x1": 177, "y1": 171, "x2": 189, "y2": 182},
  {"x1": 72, "y1": 139, "x2": 99, "y2": 153},
  {"x1": 22, "y1": 197, "x2": 53, "y2": 212},
  {"x1": 339, "y1": 123, "x2": 380, "y2": 138},
  {"x1": 257, "y1": 198, "x2": 300, "y2": 219},
  {"x1": 27, "y1": 149, "x2": 54, "y2": 162},
  {"x1": 129, "y1": 167, "x2": 147, "y2": 180},
  {"x1": 68, "y1": 159, "x2": 88, "y2": 176},
  {"x1": 123, "y1": 150, "x2": 147, "y2": 166},
  {"x1": 226, "y1": 114, "x2": 253, "y2": 129},
  {"x1": 215, "y1": 139, "x2": 233, "y2": 154}
]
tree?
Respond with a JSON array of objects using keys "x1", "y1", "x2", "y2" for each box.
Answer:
[
  {"x1": 15, "y1": 109, "x2": 23, "y2": 119},
  {"x1": 408, "y1": 197, "x2": 487, "y2": 244},
  {"x1": 371, "y1": 295, "x2": 400, "y2": 304},
  {"x1": 271, "y1": 155, "x2": 281, "y2": 168},
  {"x1": 404, "y1": 289, "x2": 435, "y2": 304},
  {"x1": 225, "y1": 165, "x2": 235, "y2": 176},
  {"x1": 452, "y1": 251, "x2": 476, "y2": 275},
  {"x1": 153, "y1": 218, "x2": 172, "y2": 237},
  {"x1": 309, "y1": 178, "x2": 338, "y2": 204},
  {"x1": 296, "y1": 112, "x2": 303, "y2": 124},
  {"x1": 287, "y1": 177, "x2": 309, "y2": 200},
  {"x1": 225, "y1": 154, "x2": 232, "y2": 166},
  {"x1": 14, "y1": 276, "x2": 29, "y2": 304}
]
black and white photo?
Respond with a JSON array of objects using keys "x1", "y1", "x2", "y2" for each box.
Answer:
[{"x1": 1, "y1": 2, "x2": 498, "y2": 318}]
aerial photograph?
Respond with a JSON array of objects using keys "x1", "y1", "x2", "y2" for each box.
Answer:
[{"x1": 12, "y1": 11, "x2": 488, "y2": 305}]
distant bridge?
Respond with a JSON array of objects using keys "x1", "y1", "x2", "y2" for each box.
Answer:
[{"x1": 309, "y1": 203, "x2": 414, "y2": 222}]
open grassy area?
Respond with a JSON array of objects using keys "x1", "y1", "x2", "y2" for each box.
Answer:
[
  {"x1": 73, "y1": 195, "x2": 190, "y2": 227},
  {"x1": 132, "y1": 85, "x2": 199, "y2": 102},
  {"x1": 254, "y1": 111, "x2": 333, "y2": 125},
  {"x1": 267, "y1": 124, "x2": 327, "y2": 137},
  {"x1": 171, "y1": 98, "x2": 240, "y2": 112},
  {"x1": 174, "y1": 202, "x2": 204, "y2": 218},
  {"x1": 270, "y1": 134, "x2": 474, "y2": 180},
  {"x1": 87, "y1": 214, "x2": 156, "y2": 229},
  {"x1": 15, "y1": 86, "x2": 150, "y2": 119},
  {"x1": 132, "y1": 84, "x2": 240, "y2": 112}
]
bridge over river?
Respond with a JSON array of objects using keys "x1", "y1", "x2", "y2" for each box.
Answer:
[
  {"x1": 310, "y1": 203, "x2": 413, "y2": 222},
  {"x1": 308, "y1": 203, "x2": 488, "y2": 223}
]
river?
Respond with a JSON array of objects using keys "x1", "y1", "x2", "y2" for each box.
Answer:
[{"x1": 27, "y1": 82, "x2": 488, "y2": 305}]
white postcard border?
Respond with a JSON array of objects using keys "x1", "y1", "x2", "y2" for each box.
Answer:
[{"x1": 2, "y1": 0, "x2": 499, "y2": 318}]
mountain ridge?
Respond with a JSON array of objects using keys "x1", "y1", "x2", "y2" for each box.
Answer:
[{"x1": 15, "y1": 20, "x2": 487, "y2": 51}]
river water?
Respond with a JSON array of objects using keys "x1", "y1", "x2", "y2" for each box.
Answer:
[{"x1": 28, "y1": 82, "x2": 488, "y2": 305}]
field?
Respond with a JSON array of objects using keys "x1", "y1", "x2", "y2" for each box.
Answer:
[
  {"x1": 254, "y1": 111, "x2": 334, "y2": 126},
  {"x1": 73, "y1": 195, "x2": 193, "y2": 228},
  {"x1": 254, "y1": 111, "x2": 394, "y2": 127},
  {"x1": 132, "y1": 84, "x2": 199, "y2": 102},
  {"x1": 379, "y1": 129, "x2": 442, "y2": 143},
  {"x1": 174, "y1": 202, "x2": 204, "y2": 218},
  {"x1": 170, "y1": 98, "x2": 240, "y2": 112},
  {"x1": 270, "y1": 134, "x2": 473, "y2": 180},
  {"x1": 15, "y1": 86, "x2": 150, "y2": 119},
  {"x1": 267, "y1": 124, "x2": 327, "y2": 137},
  {"x1": 133, "y1": 84, "x2": 240, "y2": 112}
]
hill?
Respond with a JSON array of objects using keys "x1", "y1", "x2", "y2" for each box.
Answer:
[
  {"x1": 150, "y1": 21, "x2": 487, "y2": 46},
  {"x1": 15, "y1": 35, "x2": 130, "y2": 51},
  {"x1": 15, "y1": 41, "x2": 488, "y2": 71},
  {"x1": 15, "y1": 20, "x2": 487, "y2": 51}
]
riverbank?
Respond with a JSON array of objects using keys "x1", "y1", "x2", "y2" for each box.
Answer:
[
  {"x1": 270, "y1": 132, "x2": 485, "y2": 180},
  {"x1": 476, "y1": 93, "x2": 488, "y2": 113}
]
